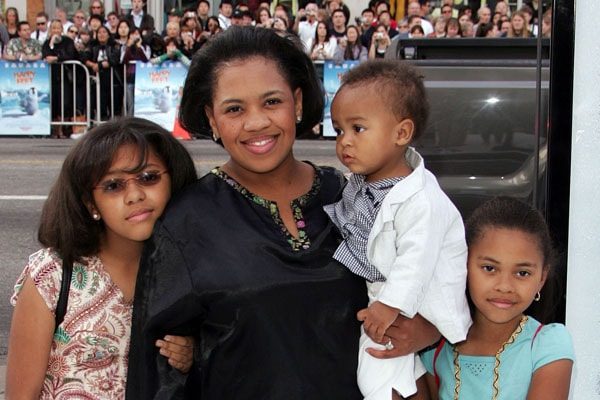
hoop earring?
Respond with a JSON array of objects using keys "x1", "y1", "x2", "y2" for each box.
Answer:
[{"x1": 534, "y1": 291, "x2": 541, "y2": 302}]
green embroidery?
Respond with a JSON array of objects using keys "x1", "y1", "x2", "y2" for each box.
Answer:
[
  {"x1": 54, "y1": 326, "x2": 71, "y2": 344},
  {"x1": 72, "y1": 264, "x2": 87, "y2": 290},
  {"x1": 212, "y1": 167, "x2": 320, "y2": 251}
]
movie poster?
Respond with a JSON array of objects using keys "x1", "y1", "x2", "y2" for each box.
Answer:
[
  {"x1": 322, "y1": 60, "x2": 360, "y2": 138},
  {"x1": 0, "y1": 61, "x2": 51, "y2": 136},
  {"x1": 133, "y1": 61, "x2": 188, "y2": 132}
]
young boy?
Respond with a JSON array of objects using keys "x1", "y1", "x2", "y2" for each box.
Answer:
[{"x1": 324, "y1": 60, "x2": 472, "y2": 399}]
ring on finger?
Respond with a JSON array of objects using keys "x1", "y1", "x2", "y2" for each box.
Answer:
[{"x1": 385, "y1": 340, "x2": 394, "y2": 350}]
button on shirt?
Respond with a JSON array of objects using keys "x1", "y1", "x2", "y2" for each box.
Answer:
[{"x1": 324, "y1": 174, "x2": 403, "y2": 282}]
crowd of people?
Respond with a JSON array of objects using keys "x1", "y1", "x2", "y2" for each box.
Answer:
[{"x1": 0, "y1": 0, "x2": 552, "y2": 137}]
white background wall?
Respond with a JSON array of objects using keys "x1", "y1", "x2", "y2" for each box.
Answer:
[{"x1": 565, "y1": 0, "x2": 600, "y2": 397}]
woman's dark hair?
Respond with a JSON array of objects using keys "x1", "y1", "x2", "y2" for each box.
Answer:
[
  {"x1": 179, "y1": 26, "x2": 324, "y2": 139},
  {"x1": 254, "y1": 6, "x2": 271, "y2": 24},
  {"x1": 311, "y1": 21, "x2": 332, "y2": 52},
  {"x1": 117, "y1": 18, "x2": 132, "y2": 36},
  {"x1": 38, "y1": 117, "x2": 197, "y2": 263},
  {"x1": 410, "y1": 24, "x2": 425, "y2": 35},
  {"x1": 465, "y1": 197, "x2": 558, "y2": 322},
  {"x1": 207, "y1": 15, "x2": 221, "y2": 31},
  {"x1": 445, "y1": 18, "x2": 462, "y2": 36},
  {"x1": 343, "y1": 25, "x2": 363, "y2": 60},
  {"x1": 475, "y1": 21, "x2": 494, "y2": 37},
  {"x1": 337, "y1": 60, "x2": 429, "y2": 141}
]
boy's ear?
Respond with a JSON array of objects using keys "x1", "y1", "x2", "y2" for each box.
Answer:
[{"x1": 394, "y1": 119, "x2": 414, "y2": 146}]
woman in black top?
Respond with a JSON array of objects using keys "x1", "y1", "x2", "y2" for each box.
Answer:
[
  {"x1": 126, "y1": 27, "x2": 439, "y2": 400},
  {"x1": 84, "y1": 25, "x2": 123, "y2": 120}
]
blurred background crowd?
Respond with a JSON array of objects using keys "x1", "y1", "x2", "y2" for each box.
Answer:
[{"x1": 0, "y1": 0, "x2": 552, "y2": 136}]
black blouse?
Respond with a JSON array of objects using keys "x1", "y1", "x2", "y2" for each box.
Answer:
[{"x1": 127, "y1": 165, "x2": 367, "y2": 399}]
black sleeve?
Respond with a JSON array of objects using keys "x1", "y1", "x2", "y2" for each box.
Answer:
[{"x1": 126, "y1": 220, "x2": 202, "y2": 399}]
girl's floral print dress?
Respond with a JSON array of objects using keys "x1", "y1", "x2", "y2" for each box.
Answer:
[{"x1": 11, "y1": 248, "x2": 132, "y2": 399}]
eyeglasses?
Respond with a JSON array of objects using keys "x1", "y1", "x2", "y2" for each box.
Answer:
[
  {"x1": 94, "y1": 170, "x2": 168, "y2": 194},
  {"x1": 37, "y1": 21, "x2": 47, "y2": 25}
]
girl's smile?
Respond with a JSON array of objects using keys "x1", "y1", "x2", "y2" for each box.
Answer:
[{"x1": 467, "y1": 227, "x2": 547, "y2": 329}]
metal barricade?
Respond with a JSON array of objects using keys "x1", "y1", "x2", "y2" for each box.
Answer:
[
  {"x1": 50, "y1": 60, "x2": 92, "y2": 134},
  {"x1": 91, "y1": 63, "x2": 134, "y2": 125}
]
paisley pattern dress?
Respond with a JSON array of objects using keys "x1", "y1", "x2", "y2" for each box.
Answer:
[{"x1": 11, "y1": 248, "x2": 132, "y2": 399}]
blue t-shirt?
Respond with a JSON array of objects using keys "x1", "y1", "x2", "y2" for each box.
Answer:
[{"x1": 421, "y1": 316, "x2": 574, "y2": 400}]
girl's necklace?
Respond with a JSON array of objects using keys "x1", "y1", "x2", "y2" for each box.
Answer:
[{"x1": 452, "y1": 315, "x2": 528, "y2": 400}]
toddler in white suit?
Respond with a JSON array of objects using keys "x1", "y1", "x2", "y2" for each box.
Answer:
[{"x1": 324, "y1": 60, "x2": 471, "y2": 399}]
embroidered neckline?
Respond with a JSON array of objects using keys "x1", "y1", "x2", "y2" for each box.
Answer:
[{"x1": 211, "y1": 165, "x2": 321, "y2": 251}]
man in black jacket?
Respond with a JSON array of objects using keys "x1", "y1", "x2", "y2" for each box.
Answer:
[{"x1": 126, "y1": 0, "x2": 155, "y2": 35}]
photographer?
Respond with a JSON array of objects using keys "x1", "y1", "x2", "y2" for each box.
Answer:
[
  {"x1": 294, "y1": 2, "x2": 319, "y2": 50},
  {"x1": 308, "y1": 21, "x2": 337, "y2": 60},
  {"x1": 42, "y1": 19, "x2": 79, "y2": 138},
  {"x1": 333, "y1": 25, "x2": 367, "y2": 62},
  {"x1": 122, "y1": 27, "x2": 150, "y2": 115},
  {"x1": 368, "y1": 24, "x2": 391, "y2": 59}
]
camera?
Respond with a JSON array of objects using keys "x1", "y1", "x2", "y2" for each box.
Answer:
[{"x1": 375, "y1": 32, "x2": 384, "y2": 40}]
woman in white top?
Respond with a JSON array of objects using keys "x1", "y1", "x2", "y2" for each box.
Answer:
[{"x1": 308, "y1": 21, "x2": 337, "y2": 61}]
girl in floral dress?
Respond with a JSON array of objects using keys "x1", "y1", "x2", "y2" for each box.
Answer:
[{"x1": 6, "y1": 117, "x2": 198, "y2": 399}]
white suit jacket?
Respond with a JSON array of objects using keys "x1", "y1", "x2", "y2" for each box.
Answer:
[{"x1": 366, "y1": 148, "x2": 471, "y2": 343}]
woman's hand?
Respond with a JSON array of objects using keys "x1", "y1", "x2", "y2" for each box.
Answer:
[
  {"x1": 45, "y1": 55, "x2": 59, "y2": 63},
  {"x1": 156, "y1": 335, "x2": 195, "y2": 373},
  {"x1": 367, "y1": 313, "x2": 441, "y2": 359}
]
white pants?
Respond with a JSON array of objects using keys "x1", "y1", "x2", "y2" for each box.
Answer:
[{"x1": 357, "y1": 329, "x2": 427, "y2": 399}]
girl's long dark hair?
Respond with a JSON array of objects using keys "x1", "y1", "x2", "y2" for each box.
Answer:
[{"x1": 38, "y1": 117, "x2": 197, "y2": 263}]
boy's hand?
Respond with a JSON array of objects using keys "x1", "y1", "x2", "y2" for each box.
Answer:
[
  {"x1": 155, "y1": 335, "x2": 194, "y2": 373},
  {"x1": 357, "y1": 301, "x2": 400, "y2": 343}
]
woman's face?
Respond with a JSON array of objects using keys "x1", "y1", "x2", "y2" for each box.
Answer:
[
  {"x1": 495, "y1": 1, "x2": 508, "y2": 15},
  {"x1": 91, "y1": 144, "x2": 171, "y2": 245},
  {"x1": 80, "y1": 32, "x2": 91, "y2": 44},
  {"x1": 208, "y1": 19, "x2": 219, "y2": 32},
  {"x1": 89, "y1": 18, "x2": 102, "y2": 31},
  {"x1": 447, "y1": 22, "x2": 459, "y2": 37},
  {"x1": 166, "y1": 23, "x2": 179, "y2": 37},
  {"x1": 435, "y1": 19, "x2": 446, "y2": 34},
  {"x1": 346, "y1": 27, "x2": 358, "y2": 43},
  {"x1": 458, "y1": 14, "x2": 470, "y2": 25},
  {"x1": 6, "y1": 9, "x2": 17, "y2": 24},
  {"x1": 259, "y1": 9, "x2": 270, "y2": 23},
  {"x1": 67, "y1": 26, "x2": 79, "y2": 40},
  {"x1": 185, "y1": 17, "x2": 197, "y2": 29},
  {"x1": 97, "y1": 28, "x2": 110, "y2": 43},
  {"x1": 511, "y1": 15, "x2": 524, "y2": 31},
  {"x1": 51, "y1": 21, "x2": 64, "y2": 37},
  {"x1": 205, "y1": 57, "x2": 302, "y2": 177},
  {"x1": 118, "y1": 21, "x2": 130, "y2": 38},
  {"x1": 317, "y1": 22, "x2": 327, "y2": 38}
]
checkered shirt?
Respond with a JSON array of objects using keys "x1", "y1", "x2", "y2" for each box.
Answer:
[{"x1": 324, "y1": 174, "x2": 403, "y2": 282}]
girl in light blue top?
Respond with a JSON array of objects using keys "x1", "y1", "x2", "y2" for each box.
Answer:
[{"x1": 422, "y1": 197, "x2": 574, "y2": 399}]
